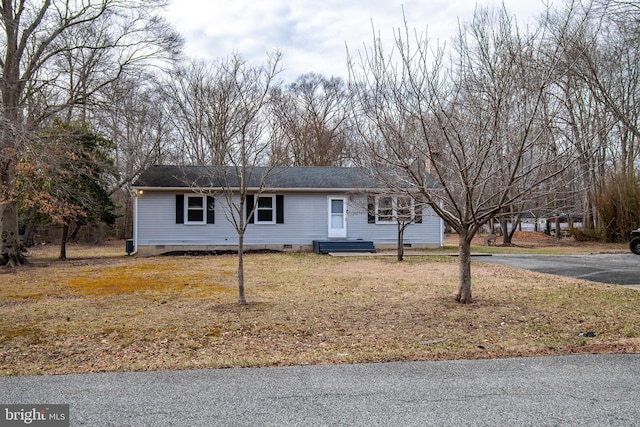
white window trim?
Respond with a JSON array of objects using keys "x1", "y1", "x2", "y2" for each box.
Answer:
[
  {"x1": 185, "y1": 194, "x2": 206, "y2": 225},
  {"x1": 375, "y1": 195, "x2": 415, "y2": 224},
  {"x1": 254, "y1": 194, "x2": 276, "y2": 225}
]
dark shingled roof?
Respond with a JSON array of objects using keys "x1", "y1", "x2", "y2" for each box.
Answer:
[{"x1": 133, "y1": 165, "x2": 440, "y2": 190}]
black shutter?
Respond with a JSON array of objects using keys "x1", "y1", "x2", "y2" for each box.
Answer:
[
  {"x1": 367, "y1": 195, "x2": 375, "y2": 224},
  {"x1": 246, "y1": 194, "x2": 254, "y2": 224},
  {"x1": 176, "y1": 194, "x2": 184, "y2": 224},
  {"x1": 207, "y1": 196, "x2": 215, "y2": 224},
  {"x1": 276, "y1": 195, "x2": 284, "y2": 224}
]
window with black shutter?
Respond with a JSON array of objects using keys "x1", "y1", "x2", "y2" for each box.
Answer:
[
  {"x1": 176, "y1": 194, "x2": 213, "y2": 225},
  {"x1": 247, "y1": 194, "x2": 284, "y2": 224}
]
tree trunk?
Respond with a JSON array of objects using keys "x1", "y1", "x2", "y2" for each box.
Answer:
[
  {"x1": 501, "y1": 216, "x2": 511, "y2": 245},
  {"x1": 584, "y1": 199, "x2": 594, "y2": 231},
  {"x1": 59, "y1": 224, "x2": 69, "y2": 260},
  {"x1": 397, "y1": 223, "x2": 404, "y2": 261},
  {"x1": 69, "y1": 222, "x2": 81, "y2": 241},
  {"x1": 0, "y1": 131, "x2": 25, "y2": 266},
  {"x1": 456, "y1": 233, "x2": 473, "y2": 304},
  {"x1": 505, "y1": 217, "x2": 519, "y2": 245},
  {"x1": 0, "y1": 199, "x2": 25, "y2": 267},
  {"x1": 1, "y1": 14, "x2": 26, "y2": 268},
  {"x1": 237, "y1": 232, "x2": 246, "y2": 305},
  {"x1": 23, "y1": 224, "x2": 35, "y2": 247}
]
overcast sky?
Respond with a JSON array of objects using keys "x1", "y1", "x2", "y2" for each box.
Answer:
[{"x1": 164, "y1": 0, "x2": 549, "y2": 83}]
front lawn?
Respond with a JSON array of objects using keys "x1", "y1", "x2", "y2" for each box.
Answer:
[{"x1": 1, "y1": 237, "x2": 638, "y2": 376}]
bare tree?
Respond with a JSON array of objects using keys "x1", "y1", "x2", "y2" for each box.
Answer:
[
  {"x1": 168, "y1": 53, "x2": 283, "y2": 305},
  {"x1": 546, "y1": 0, "x2": 640, "y2": 239},
  {"x1": 0, "y1": 0, "x2": 181, "y2": 266},
  {"x1": 376, "y1": 192, "x2": 427, "y2": 261},
  {"x1": 93, "y1": 75, "x2": 176, "y2": 239},
  {"x1": 164, "y1": 59, "x2": 240, "y2": 165},
  {"x1": 582, "y1": 0, "x2": 640, "y2": 150},
  {"x1": 270, "y1": 73, "x2": 355, "y2": 166},
  {"x1": 349, "y1": 6, "x2": 573, "y2": 303}
]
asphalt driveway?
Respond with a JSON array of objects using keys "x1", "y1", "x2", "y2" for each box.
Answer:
[{"x1": 477, "y1": 253, "x2": 640, "y2": 287}]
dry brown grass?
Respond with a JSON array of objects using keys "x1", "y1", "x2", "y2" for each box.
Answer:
[{"x1": 1, "y1": 235, "x2": 638, "y2": 376}]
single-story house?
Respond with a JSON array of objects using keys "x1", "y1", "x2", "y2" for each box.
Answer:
[{"x1": 130, "y1": 165, "x2": 444, "y2": 255}]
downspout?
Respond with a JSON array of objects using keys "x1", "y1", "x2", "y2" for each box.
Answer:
[
  {"x1": 129, "y1": 189, "x2": 139, "y2": 256},
  {"x1": 439, "y1": 199, "x2": 445, "y2": 248}
]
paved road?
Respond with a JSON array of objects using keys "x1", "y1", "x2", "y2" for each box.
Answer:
[
  {"x1": 1, "y1": 354, "x2": 639, "y2": 426},
  {"x1": 477, "y1": 253, "x2": 640, "y2": 287}
]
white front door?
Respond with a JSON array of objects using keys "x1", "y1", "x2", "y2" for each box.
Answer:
[{"x1": 328, "y1": 197, "x2": 347, "y2": 238}]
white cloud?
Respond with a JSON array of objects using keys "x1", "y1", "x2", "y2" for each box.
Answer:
[{"x1": 164, "y1": 0, "x2": 549, "y2": 83}]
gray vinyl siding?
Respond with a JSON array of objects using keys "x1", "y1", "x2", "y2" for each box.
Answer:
[
  {"x1": 136, "y1": 191, "x2": 442, "y2": 248},
  {"x1": 137, "y1": 192, "x2": 225, "y2": 246},
  {"x1": 246, "y1": 193, "x2": 326, "y2": 244},
  {"x1": 347, "y1": 195, "x2": 442, "y2": 245}
]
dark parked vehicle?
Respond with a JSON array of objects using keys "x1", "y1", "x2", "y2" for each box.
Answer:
[{"x1": 630, "y1": 229, "x2": 640, "y2": 255}]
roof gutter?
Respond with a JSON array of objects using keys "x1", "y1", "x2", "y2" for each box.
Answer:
[{"x1": 130, "y1": 186, "x2": 432, "y2": 193}]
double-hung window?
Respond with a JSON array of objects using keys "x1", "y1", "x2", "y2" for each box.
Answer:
[
  {"x1": 176, "y1": 194, "x2": 214, "y2": 225},
  {"x1": 255, "y1": 195, "x2": 276, "y2": 224},
  {"x1": 377, "y1": 196, "x2": 394, "y2": 222},
  {"x1": 186, "y1": 195, "x2": 206, "y2": 224},
  {"x1": 376, "y1": 195, "x2": 414, "y2": 223},
  {"x1": 247, "y1": 194, "x2": 283, "y2": 224}
]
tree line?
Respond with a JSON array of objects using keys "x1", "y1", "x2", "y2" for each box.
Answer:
[{"x1": 1, "y1": 0, "x2": 638, "y2": 300}]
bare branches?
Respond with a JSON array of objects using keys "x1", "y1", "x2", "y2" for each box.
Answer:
[
  {"x1": 349, "y1": 4, "x2": 571, "y2": 303},
  {"x1": 270, "y1": 73, "x2": 355, "y2": 166},
  {"x1": 0, "y1": 0, "x2": 181, "y2": 265},
  {"x1": 541, "y1": 0, "x2": 640, "y2": 237},
  {"x1": 164, "y1": 52, "x2": 283, "y2": 305},
  {"x1": 164, "y1": 52, "x2": 282, "y2": 168}
]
